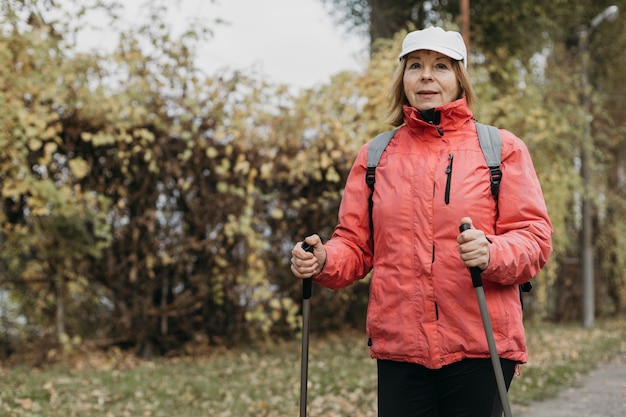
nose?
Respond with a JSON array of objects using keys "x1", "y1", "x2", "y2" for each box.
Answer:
[{"x1": 421, "y1": 68, "x2": 433, "y2": 80}]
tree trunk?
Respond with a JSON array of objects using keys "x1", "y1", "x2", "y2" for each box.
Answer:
[
  {"x1": 161, "y1": 275, "x2": 168, "y2": 336},
  {"x1": 56, "y1": 276, "x2": 66, "y2": 342},
  {"x1": 368, "y1": 0, "x2": 422, "y2": 51}
]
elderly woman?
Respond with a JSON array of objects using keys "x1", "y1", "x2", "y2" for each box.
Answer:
[{"x1": 291, "y1": 26, "x2": 552, "y2": 417}]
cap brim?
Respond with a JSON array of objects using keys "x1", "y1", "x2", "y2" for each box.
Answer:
[{"x1": 399, "y1": 45, "x2": 464, "y2": 62}]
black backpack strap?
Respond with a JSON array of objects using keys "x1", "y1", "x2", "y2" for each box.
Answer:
[
  {"x1": 366, "y1": 130, "x2": 396, "y2": 239},
  {"x1": 476, "y1": 122, "x2": 533, "y2": 304},
  {"x1": 475, "y1": 122, "x2": 502, "y2": 201}
]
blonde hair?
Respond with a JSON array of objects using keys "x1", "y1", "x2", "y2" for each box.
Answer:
[{"x1": 386, "y1": 58, "x2": 477, "y2": 127}]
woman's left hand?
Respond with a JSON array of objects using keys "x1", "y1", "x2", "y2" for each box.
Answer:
[{"x1": 457, "y1": 216, "x2": 490, "y2": 270}]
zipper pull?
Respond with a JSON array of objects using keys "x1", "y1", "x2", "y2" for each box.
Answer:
[{"x1": 445, "y1": 153, "x2": 454, "y2": 204}]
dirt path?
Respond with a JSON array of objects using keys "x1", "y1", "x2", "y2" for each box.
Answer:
[{"x1": 513, "y1": 350, "x2": 626, "y2": 417}]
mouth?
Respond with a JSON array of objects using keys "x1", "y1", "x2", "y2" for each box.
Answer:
[{"x1": 418, "y1": 90, "x2": 438, "y2": 97}]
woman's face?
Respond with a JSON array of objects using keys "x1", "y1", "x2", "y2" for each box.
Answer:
[{"x1": 402, "y1": 50, "x2": 460, "y2": 111}]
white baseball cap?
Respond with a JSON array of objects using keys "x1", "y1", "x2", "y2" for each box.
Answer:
[{"x1": 398, "y1": 27, "x2": 467, "y2": 68}]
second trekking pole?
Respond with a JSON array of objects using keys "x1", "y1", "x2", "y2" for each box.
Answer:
[
  {"x1": 459, "y1": 223, "x2": 513, "y2": 417},
  {"x1": 299, "y1": 242, "x2": 314, "y2": 417}
]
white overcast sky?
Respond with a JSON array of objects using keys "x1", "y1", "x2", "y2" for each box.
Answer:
[
  {"x1": 75, "y1": 0, "x2": 368, "y2": 90},
  {"x1": 201, "y1": 0, "x2": 368, "y2": 89}
]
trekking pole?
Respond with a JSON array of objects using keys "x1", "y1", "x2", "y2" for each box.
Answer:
[
  {"x1": 459, "y1": 223, "x2": 513, "y2": 417},
  {"x1": 299, "y1": 242, "x2": 314, "y2": 417}
]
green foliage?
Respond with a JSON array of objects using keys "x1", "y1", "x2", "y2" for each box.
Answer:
[
  {"x1": 0, "y1": 0, "x2": 625, "y2": 358},
  {"x1": 319, "y1": 0, "x2": 370, "y2": 36},
  {"x1": 0, "y1": 0, "x2": 115, "y2": 350}
]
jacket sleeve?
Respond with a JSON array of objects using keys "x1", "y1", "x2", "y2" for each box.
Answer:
[
  {"x1": 482, "y1": 130, "x2": 553, "y2": 285},
  {"x1": 313, "y1": 144, "x2": 374, "y2": 290}
]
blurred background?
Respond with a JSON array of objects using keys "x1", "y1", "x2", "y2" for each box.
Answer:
[{"x1": 1, "y1": 0, "x2": 625, "y2": 361}]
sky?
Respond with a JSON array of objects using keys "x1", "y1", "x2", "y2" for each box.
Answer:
[
  {"x1": 75, "y1": 0, "x2": 368, "y2": 90},
  {"x1": 199, "y1": 0, "x2": 368, "y2": 89}
]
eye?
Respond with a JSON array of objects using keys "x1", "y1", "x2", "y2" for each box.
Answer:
[
  {"x1": 408, "y1": 61, "x2": 422, "y2": 70},
  {"x1": 436, "y1": 62, "x2": 450, "y2": 70}
]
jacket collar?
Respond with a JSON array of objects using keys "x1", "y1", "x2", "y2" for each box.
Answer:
[{"x1": 403, "y1": 98, "x2": 474, "y2": 137}]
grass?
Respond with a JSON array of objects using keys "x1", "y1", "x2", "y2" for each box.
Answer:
[{"x1": 1, "y1": 318, "x2": 625, "y2": 417}]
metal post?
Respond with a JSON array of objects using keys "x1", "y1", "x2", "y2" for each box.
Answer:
[
  {"x1": 578, "y1": 27, "x2": 594, "y2": 329},
  {"x1": 577, "y1": 5, "x2": 618, "y2": 329}
]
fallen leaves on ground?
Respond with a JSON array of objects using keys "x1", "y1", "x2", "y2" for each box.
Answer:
[{"x1": 1, "y1": 320, "x2": 625, "y2": 416}]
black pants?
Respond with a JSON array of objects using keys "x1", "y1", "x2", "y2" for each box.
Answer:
[{"x1": 377, "y1": 358, "x2": 516, "y2": 417}]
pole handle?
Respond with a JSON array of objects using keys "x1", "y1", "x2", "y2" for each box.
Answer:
[
  {"x1": 301, "y1": 242, "x2": 314, "y2": 299},
  {"x1": 459, "y1": 223, "x2": 483, "y2": 288}
]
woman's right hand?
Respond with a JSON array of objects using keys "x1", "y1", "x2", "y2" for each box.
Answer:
[{"x1": 290, "y1": 234, "x2": 326, "y2": 279}]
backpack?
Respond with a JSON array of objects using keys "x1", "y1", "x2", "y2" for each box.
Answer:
[{"x1": 365, "y1": 122, "x2": 532, "y2": 300}]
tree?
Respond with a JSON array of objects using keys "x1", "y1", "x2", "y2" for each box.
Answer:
[
  {"x1": 0, "y1": 0, "x2": 113, "y2": 354},
  {"x1": 0, "y1": 0, "x2": 366, "y2": 356}
]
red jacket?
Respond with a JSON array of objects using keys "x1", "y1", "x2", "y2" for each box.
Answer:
[{"x1": 314, "y1": 98, "x2": 553, "y2": 369}]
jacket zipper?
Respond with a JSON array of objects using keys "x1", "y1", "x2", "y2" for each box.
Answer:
[{"x1": 445, "y1": 153, "x2": 454, "y2": 204}]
